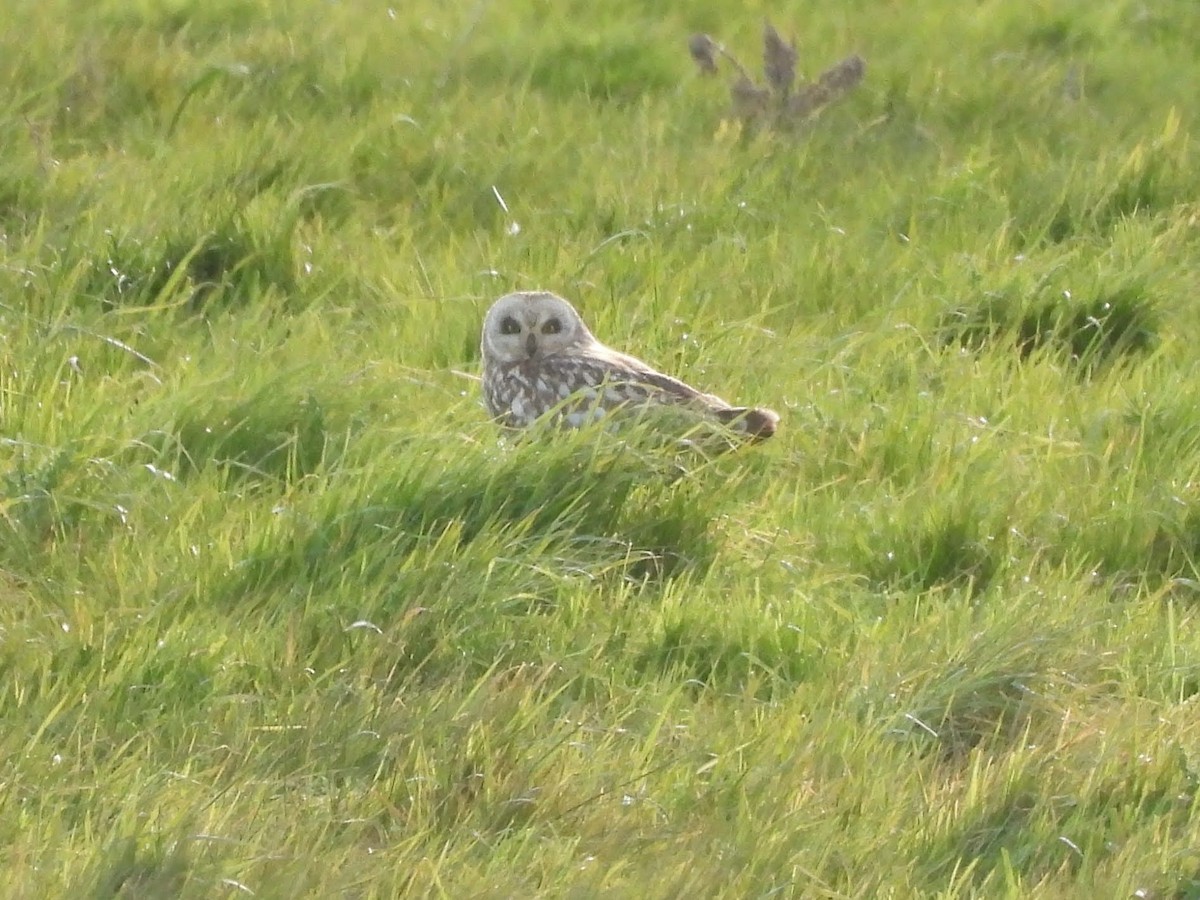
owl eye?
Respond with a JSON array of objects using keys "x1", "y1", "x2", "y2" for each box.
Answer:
[
  {"x1": 499, "y1": 316, "x2": 521, "y2": 335},
  {"x1": 541, "y1": 318, "x2": 562, "y2": 335}
]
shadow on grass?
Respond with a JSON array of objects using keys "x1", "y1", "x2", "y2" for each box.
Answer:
[
  {"x1": 939, "y1": 280, "x2": 1157, "y2": 374},
  {"x1": 633, "y1": 611, "x2": 818, "y2": 694},
  {"x1": 0, "y1": 441, "x2": 114, "y2": 570},
  {"x1": 69, "y1": 810, "x2": 253, "y2": 900},
  {"x1": 138, "y1": 385, "x2": 340, "y2": 484},
  {"x1": 218, "y1": 429, "x2": 742, "y2": 681},
  {"x1": 882, "y1": 626, "x2": 1082, "y2": 760},
  {"x1": 915, "y1": 744, "x2": 1199, "y2": 892},
  {"x1": 77, "y1": 832, "x2": 193, "y2": 899},
  {"x1": 865, "y1": 514, "x2": 1003, "y2": 597},
  {"x1": 1038, "y1": 129, "x2": 1190, "y2": 244},
  {"x1": 70, "y1": 212, "x2": 297, "y2": 313},
  {"x1": 1072, "y1": 502, "x2": 1200, "y2": 596},
  {"x1": 233, "y1": 432, "x2": 723, "y2": 596}
]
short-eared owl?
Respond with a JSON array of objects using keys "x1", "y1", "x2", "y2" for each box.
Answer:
[{"x1": 480, "y1": 291, "x2": 778, "y2": 441}]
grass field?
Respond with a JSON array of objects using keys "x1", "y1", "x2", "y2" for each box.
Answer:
[{"x1": 2, "y1": 0, "x2": 1200, "y2": 896}]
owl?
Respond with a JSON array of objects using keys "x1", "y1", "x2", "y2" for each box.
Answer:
[{"x1": 480, "y1": 291, "x2": 779, "y2": 441}]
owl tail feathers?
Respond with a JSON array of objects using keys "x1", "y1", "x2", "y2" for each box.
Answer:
[{"x1": 715, "y1": 406, "x2": 780, "y2": 441}]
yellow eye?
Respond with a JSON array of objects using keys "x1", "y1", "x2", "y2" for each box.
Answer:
[
  {"x1": 500, "y1": 316, "x2": 521, "y2": 335},
  {"x1": 542, "y1": 318, "x2": 562, "y2": 335}
]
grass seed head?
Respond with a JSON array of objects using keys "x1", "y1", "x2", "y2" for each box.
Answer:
[
  {"x1": 691, "y1": 21, "x2": 864, "y2": 133},
  {"x1": 785, "y1": 54, "x2": 866, "y2": 122},
  {"x1": 688, "y1": 33, "x2": 719, "y2": 75},
  {"x1": 818, "y1": 53, "x2": 866, "y2": 93},
  {"x1": 762, "y1": 21, "x2": 797, "y2": 96},
  {"x1": 731, "y1": 75, "x2": 771, "y2": 122}
]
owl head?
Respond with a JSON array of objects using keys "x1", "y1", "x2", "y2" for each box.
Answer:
[{"x1": 480, "y1": 291, "x2": 595, "y2": 364}]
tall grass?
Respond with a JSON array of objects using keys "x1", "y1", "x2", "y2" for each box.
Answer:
[{"x1": 2, "y1": 0, "x2": 1199, "y2": 895}]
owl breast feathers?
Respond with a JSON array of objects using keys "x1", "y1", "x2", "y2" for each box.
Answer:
[{"x1": 479, "y1": 290, "x2": 779, "y2": 442}]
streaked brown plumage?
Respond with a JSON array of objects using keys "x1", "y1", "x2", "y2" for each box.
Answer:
[{"x1": 479, "y1": 291, "x2": 778, "y2": 441}]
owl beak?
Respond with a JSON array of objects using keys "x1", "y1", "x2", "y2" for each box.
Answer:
[{"x1": 525, "y1": 333, "x2": 538, "y2": 357}]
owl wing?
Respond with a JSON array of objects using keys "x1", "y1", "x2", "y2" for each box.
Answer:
[
  {"x1": 548, "y1": 347, "x2": 732, "y2": 414},
  {"x1": 534, "y1": 346, "x2": 776, "y2": 441}
]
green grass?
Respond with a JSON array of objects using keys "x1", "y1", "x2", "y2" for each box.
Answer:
[{"x1": 2, "y1": 0, "x2": 1200, "y2": 895}]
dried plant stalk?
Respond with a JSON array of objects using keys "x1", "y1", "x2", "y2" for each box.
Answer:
[
  {"x1": 688, "y1": 33, "x2": 719, "y2": 75},
  {"x1": 687, "y1": 20, "x2": 865, "y2": 133},
  {"x1": 730, "y1": 75, "x2": 771, "y2": 120},
  {"x1": 762, "y1": 21, "x2": 797, "y2": 96},
  {"x1": 818, "y1": 53, "x2": 865, "y2": 94},
  {"x1": 787, "y1": 54, "x2": 866, "y2": 120}
]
